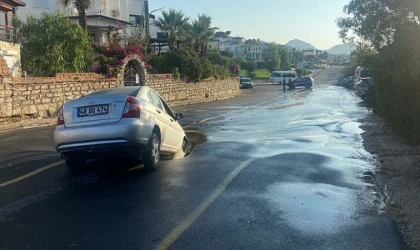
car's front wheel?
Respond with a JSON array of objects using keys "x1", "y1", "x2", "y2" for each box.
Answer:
[{"x1": 142, "y1": 132, "x2": 160, "y2": 170}]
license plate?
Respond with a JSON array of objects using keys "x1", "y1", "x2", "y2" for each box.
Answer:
[{"x1": 77, "y1": 105, "x2": 108, "y2": 117}]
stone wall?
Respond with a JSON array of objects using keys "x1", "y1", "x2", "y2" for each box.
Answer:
[
  {"x1": 0, "y1": 74, "x2": 123, "y2": 119},
  {"x1": 0, "y1": 73, "x2": 241, "y2": 121},
  {"x1": 147, "y1": 74, "x2": 241, "y2": 105}
]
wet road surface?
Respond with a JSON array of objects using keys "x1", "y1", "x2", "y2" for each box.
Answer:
[{"x1": 0, "y1": 67, "x2": 405, "y2": 249}]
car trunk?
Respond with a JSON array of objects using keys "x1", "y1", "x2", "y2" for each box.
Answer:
[{"x1": 63, "y1": 95, "x2": 129, "y2": 128}]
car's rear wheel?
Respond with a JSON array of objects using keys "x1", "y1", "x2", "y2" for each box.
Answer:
[
  {"x1": 142, "y1": 132, "x2": 160, "y2": 170},
  {"x1": 65, "y1": 157, "x2": 87, "y2": 171},
  {"x1": 305, "y1": 83, "x2": 312, "y2": 89}
]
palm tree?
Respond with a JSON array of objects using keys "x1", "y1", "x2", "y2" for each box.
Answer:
[
  {"x1": 154, "y1": 9, "x2": 189, "y2": 52},
  {"x1": 191, "y1": 14, "x2": 218, "y2": 57},
  {"x1": 62, "y1": 0, "x2": 91, "y2": 31}
]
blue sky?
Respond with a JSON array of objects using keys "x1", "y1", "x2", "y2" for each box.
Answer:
[{"x1": 149, "y1": 0, "x2": 350, "y2": 50}]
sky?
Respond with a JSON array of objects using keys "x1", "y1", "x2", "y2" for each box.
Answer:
[{"x1": 149, "y1": 0, "x2": 350, "y2": 50}]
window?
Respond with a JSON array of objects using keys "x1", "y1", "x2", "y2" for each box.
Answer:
[
  {"x1": 34, "y1": 0, "x2": 49, "y2": 8},
  {"x1": 129, "y1": 15, "x2": 144, "y2": 27},
  {"x1": 148, "y1": 91, "x2": 163, "y2": 110},
  {"x1": 160, "y1": 97, "x2": 175, "y2": 118}
]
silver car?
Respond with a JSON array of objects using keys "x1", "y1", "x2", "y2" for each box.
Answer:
[
  {"x1": 54, "y1": 86, "x2": 188, "y2": 171},
  {"x1": 240, "y1": 78, "x2": 254, "y2": 89}
]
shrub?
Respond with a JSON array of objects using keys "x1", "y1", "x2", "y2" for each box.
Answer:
[
  {"x1": 249, "y1": 71, "x2": 257, "y2": 79},
  {"x1": 200, "y1": 57, "x2": 214, "y2": 79},
  {"x1": 172, "y1": 67, "x2": 180, "y2": 80},
  {"x1": 241, "y1": 60, "x2": 257, "y2": 73},
  {"x1": 19, "y1": 12, "x2": 93, "y2": 76}
]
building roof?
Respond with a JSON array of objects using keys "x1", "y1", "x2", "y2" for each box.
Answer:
[{"x1": 68, "y1": 15, "x2": 133, "y2": 26}]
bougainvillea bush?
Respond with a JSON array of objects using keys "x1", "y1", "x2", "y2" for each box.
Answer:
[{"x1": 91, "y1": 42, "x2": 152, "y2": 77}]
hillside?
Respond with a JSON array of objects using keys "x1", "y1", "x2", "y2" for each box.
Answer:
[
  {"x1": 327, "y1": 44, "x2": 354, "y2": 55},
  {"x1": 285, "y1": 39, "x2": 316, "y2": 50}
]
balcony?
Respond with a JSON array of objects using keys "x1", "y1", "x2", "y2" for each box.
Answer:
[{"x1": 0, "y1": 24, "x2": 18, "y2": 43}]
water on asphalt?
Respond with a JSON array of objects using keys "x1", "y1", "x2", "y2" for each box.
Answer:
[{"x1": 0, "y1": 69, "x2": 405, "y2": 249}]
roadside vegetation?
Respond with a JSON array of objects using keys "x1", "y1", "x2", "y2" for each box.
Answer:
[
  {"x1": 338, "y1": 0, "x2": 420, "y2": 144},
  {"x1": 14, "y1": 8, "x2": 325, "y2": 81}
]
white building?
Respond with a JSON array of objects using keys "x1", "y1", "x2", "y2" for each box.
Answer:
[{"x1": 15, "y1": 0, "x2": 147, "y2": 45}]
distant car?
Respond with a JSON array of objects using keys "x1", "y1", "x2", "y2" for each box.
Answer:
[
  {"x1": 354, "y1": 78, "x2": 374, "y2": 96},
  {"x1": 289, "y1": 77, "x2": 314, "y2": 89},
  {"x1": 240, "y1": 78, "x2": 254, "y2": 89},
  {"x1": 54, "y1": 86, "x2": 188, "y2": 171},
  {"x1": 341, "y1": 76, "x2": 354, "y2": 88}
]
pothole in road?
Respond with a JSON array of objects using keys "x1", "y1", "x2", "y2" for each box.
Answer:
[{"x1": 184, "y1": 129, "x2": 208, "y2": 157}]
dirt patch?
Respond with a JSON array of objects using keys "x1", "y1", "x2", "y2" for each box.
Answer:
[{"x1": 360, "y1": 113, "x2": 420, "y2": 249}]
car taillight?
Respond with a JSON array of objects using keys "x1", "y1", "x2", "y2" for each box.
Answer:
[
  {"x1": 122, "y1": 96, "x2": 141, "y2": 118},
  {"x1": 57, "y1": 107, "x2": 65, "y2": 125}
]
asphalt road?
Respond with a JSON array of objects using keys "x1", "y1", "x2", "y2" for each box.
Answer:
[{"x1": 0, "y1": 67, "x2": 405, "y2": 249}]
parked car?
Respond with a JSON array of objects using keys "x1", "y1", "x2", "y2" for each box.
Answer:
[
  {"x1": 240, "y1": 78, "x2": 254, "y2": 89},
  {"x1": 354, "y1": 77, "x2": 374, "y2": 96},
  {"x1": 54, "y1": 86, "x2": 188, "y2": 171},
  {"x1": 341, "y1": 76, "x2": 354, "y2": 88},
  {"x1": 289, "y1": 77, "x2": 314, "y2": 89}
]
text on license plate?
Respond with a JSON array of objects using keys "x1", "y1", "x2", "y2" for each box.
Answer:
[{"x1": 77, "y1": 105, "x2": 109, "y2": 117}]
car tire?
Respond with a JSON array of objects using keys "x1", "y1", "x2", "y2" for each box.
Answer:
[
  {"x1": 305, "y1": 83, "x2": 312, "y2": 89},
  {"x1": 65, "y1": 157, "x2": 87, "y2": 171},
  {"x1": 173, "y1": 137, "x2": 188, "y2": 160},
  {"x1": 142, "y1": 132, "x2": 160, "y2": 171}
]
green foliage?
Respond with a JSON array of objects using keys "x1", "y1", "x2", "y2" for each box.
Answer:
[
  {"x1": 296, "y1": 68, "x2": 308, "y2": 77},
  {"x1": 200, "y1": 57, "x2": 214, "y2": 79},
  {"x1": 206, "y1": 51, "x2": 230, "y2": 66},
  {"x1": 337, "y1": 0, "x2": 420, "y2": 143},
  {"x1": 230, "y1": 56, "x2": 246, "y2": 66},
  {"x1": 154, "y1": 9, "x2": 189, "y2": 52},
  {"x1": 279, "y1": 46, "x2": 292, "y2": 70},
  {"x1": 190, "y1": 14, "x2": 218, "y2": 57},
  {"x1": 172, "y1": 66, "x2": 180, "y2": 80},
  {"x1": 241, "y1": 60, "x2": 257, "y2": 73},
  {"x1": 20, "y1": 12, "x2": 93, "y2": 76},
  {"x1": 249, "y1": 71, "x2": 257, "y2": 79},
  {"x1": 213, "y1": 65, "x2": 228, "y2": 79},
  {"x1": 151, "y1": 49, "x2": 203, "y2": 82},
  {"x1": 221, "y1": 50, "x2": 233, "y2": 58},
  {"x1": 263, "y1": 43, "x2": 280, "y2": 72}
]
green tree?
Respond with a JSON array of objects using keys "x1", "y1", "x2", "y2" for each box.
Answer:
[
  {"x1": 263, "y1": 43, "x2": 280, "y2": 72},
  {"x1": 61, "y1": 0, "x2": 91, "y2": 31},
  {"x1": 279, "y1": 46, "x2": 292, "y2": 70},
  {"x1": 190, "y1": 14, "x2": 218, "y2": 57},
  {"x1": 319, "y1": 51, "x2": 329, "y2": 60},
  {"x1": 337, "y1": 0, "x2": 420, "y2": 143},
  {"x1": 20, "y1": 13, "x2": 93, "y2": 76},
  {"x1": 154, "y1": 9, "x2": 189, "y2": 52},
  {"x1": 241, "y1": 60, "x2": 257, "y2": 73}
]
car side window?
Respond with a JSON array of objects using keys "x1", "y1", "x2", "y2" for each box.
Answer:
[
  {"x1": 159, "y1": 97, "x2": 175, "y2": 118},
  {"x1": 148, "y1": 91, "x2": 163, "y2": 110}
]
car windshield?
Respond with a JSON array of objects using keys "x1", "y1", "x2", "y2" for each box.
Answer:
[
  {"x1": 242, "y1": 79, "x2": 252, "y2": 82},
  {"x1": 85, "y1": 87, "x2": 142, "y2": 97},
  {"x1": 360, "y1": 70, "x2": 371, "y2": 78}
]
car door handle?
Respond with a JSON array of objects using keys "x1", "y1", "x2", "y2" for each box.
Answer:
[
  {"x1": 170, "y1": 118, "x2": 174, "y2": 122},
  {"x1": 156, "y1": 109, "x2": 161, "y2": 114}
]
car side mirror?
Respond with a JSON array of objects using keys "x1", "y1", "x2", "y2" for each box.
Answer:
[{"x1": 175, "y1": 112, "x2": 184, "y2": 120}]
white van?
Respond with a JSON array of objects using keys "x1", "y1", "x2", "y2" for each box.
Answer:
[
  {"x1": 354, "y1": 66, "x2": 371, "y2": 85},
  {"x1": 269, "y1": 70, "x2": 297, "y2": 84}
]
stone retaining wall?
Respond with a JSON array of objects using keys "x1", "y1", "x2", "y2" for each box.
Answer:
[{"x1": 0, "y1": 73, "x2": 241, "y2": 121}]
